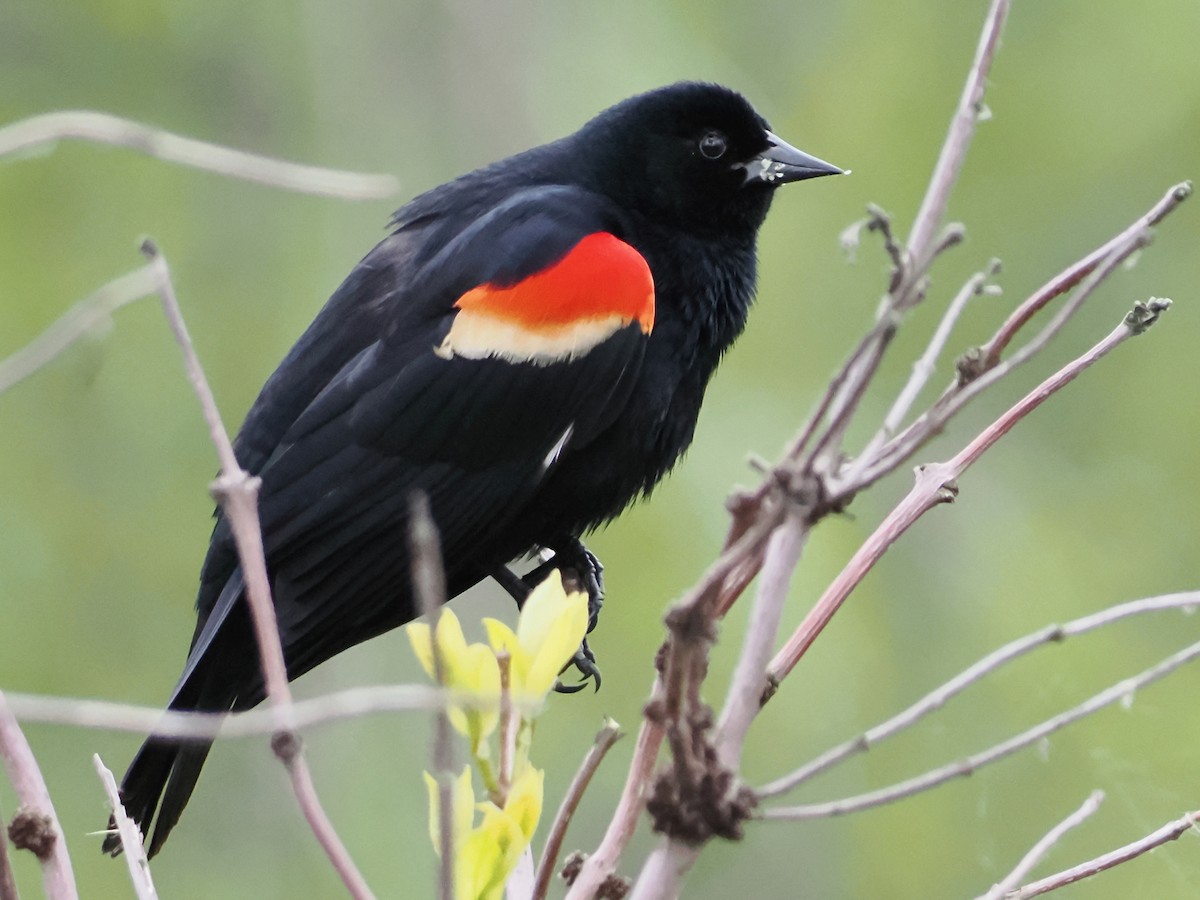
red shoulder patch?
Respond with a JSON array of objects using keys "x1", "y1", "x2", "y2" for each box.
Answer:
[{"x1": 436, "y1": 233, "x2": 655, "y2": 364}]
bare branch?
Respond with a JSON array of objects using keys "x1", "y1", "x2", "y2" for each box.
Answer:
[
  {"x1": 758, "y1": 592, "x2": 1200, "y2": 798},
  {"x1": 943, "y1": 299, "x2": 1167, "y2": 475},
  {"x1": 762, "y1": 636, "x2": 1200, "y2": 821},
  {"x1": 0, "y1": 110, "x2": 399, "y2": 200},
  {"x1": 1007, "y1": 809, "x2": 1200, "y2": 898},
  {"x1": 850, "y1": 233, "x2": 1161, "y2": 490},
  {"x1": 626, "y1": 513, "x2": 812, "y2": 899},
  {"x1": 715, "y1": 513, "x2": 809, "y2": 768},
  {"x1": 409, "y1": 493, "x2": 456, "y2": 900},
  {"x1": 906, "y1": 0, "x2": 1011, "y2": 275},
  {"x1": 141, "y1": 240, "x2": 373, "y2": 899},
  {"x1": 0, "y1": 692, "x2": 77, "y2": 900},
  {"x1": 93, "y1": 755, "x2": 157, "y2": 900},
  {"x1": 979, "y1": 790, "x2": 1104, "y2": 900},
  {"x1": 0, "y1": 264, "x2": 158, "y2": 395},
  {"x1": 855, "y1": 179, "x2": 1190, "y2": 492},
  {"x1": 979, "y1": 181, "x2": 1192, "y2": 368},
  {"x1": 770, "y1": 299, "x2": 1171, "y2": 684},
  {"x1": 786, "y1": 0, "x2": 1011, "y2": 488},
  {"x1": 532, "y1": 719, "x2": 623, "y2": 900}
]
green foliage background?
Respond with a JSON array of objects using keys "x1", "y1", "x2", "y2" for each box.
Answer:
[{"x1": 1, "y1": 1, "x2": 1198, "y2": 897}]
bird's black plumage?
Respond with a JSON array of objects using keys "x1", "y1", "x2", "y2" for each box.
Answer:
[{"x1": 106, "y1": 81, "x2": 841, "y2": 857}]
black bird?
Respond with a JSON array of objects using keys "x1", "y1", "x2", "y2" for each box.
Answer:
[{"x1": 105, "y1": 81, "x2": 841, "y2": 857}]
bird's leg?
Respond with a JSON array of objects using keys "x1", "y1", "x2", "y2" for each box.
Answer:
[
  {"x1": 489, "y1": 537, "x2": 605, "y2": 692},
  {"x1": 543, "y1": 536, "x2": 604, "y2": 692},
  {"x1": 491, "y1": 564, "x2": 532, "y2": 606},
  {"x1": 537, "y1": 537, "x2": 605, "y2": 632}
]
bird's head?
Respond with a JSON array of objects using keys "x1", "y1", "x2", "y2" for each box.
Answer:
[{"x1": 575, "y1": 82, "x2": 843, "y2": 235}]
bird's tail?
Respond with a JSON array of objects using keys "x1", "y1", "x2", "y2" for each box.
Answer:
[
  {"x1": 102, "y1": 629, "x2": 258, "y2": 858},
  {"x1": 102, "y1": 733, "x2": 215, "y2": 858}
]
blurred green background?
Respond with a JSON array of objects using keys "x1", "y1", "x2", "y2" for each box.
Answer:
[{"x1": 2, "y1": 1, "x2": 1198, "y2": 897}]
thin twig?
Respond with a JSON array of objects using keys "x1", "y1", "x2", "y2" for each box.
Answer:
[
  {"x1": 0, "y1": 110, "x2": 399, "y2": 199},
  {"x1": 143, "y1": 240, "x2": 373, "y2": 899},
  {"x1": 769, "y1": 300, "x2": 1170, "y2": 684},
  {"x1": 532, "y1": 719, "x2": 623, "y2": 900},
  {"x1": 860, "y1": 261, "x2": 999, "y2": 461},
  {"x1": 0, "y1": 264, "x2": 160, "y2": 395},
  {"x1": 1007, "y1": 809, "x2": 1200, "y2": 898},
  {"x1": 979, "y1": 790, "x2": 1104, "y2": 900},
  {"x1": 93, "y1": 755, "x2": 158, "y2": 900},
  {"x1": 758, "y1": 591, "x2": 1200, "y2": 798},
  {"x1": 0, "y1": 692, "x2": 77, "y2": 900},
  {"x1": 858, "y1": 181, "x2": 1189, "y2": 490},
  {"x1": 497, "y1": 654, "x2": 515, "y2": 805},
  {"x1": 850, "y1": 238, "x2": 1135, "y2": 489},
  {"x1": 906, "y1": 0, "x2": 1011, "y2": 276},
  {"x1": 762, "y1": 636, "x2": 1200, "y2": 821},
  {"x1": 794, "y1": 0, "x2": 1011, "y2": 486},
  {"x1": 409, "y1": 493, "x2": 456, "y2": 900},
  {"x1": 1, "y1": 685, "x2": 442, "y2": 739},
  {"x1": 563, "y1": 706, "x2": 665, "y2": 900},
  {"x1": 979, "y1": 181, "x2": 1192, "y2": 368}
]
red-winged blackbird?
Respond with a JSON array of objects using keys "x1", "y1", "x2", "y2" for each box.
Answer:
[{"x1": 105, "y1": 81, "x2": 841, "y2": 857}]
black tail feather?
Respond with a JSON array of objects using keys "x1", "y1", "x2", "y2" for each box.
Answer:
[
  {"x1": 102, "y1": 620, "x2": 254, "y2": 858},
  {"x1": 101, "y1": 735, "x2": 216, "y2": 857}
]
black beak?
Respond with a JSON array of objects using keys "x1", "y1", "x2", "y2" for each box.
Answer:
[{"x1": 742, "y1": 131, "x2": 844, "y2": 186}]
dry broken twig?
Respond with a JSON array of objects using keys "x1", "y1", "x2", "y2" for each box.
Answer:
[{"x1": 93, "y1": 755, "x2": 158, "y2": 900}]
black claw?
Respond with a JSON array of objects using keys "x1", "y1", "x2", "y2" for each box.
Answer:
[
  {"x1": 556, "y1": 638, "x2": 601, "y2": 693},
  {"x1": 493, "y1": 538, "x2": 606, "y2": 694}
]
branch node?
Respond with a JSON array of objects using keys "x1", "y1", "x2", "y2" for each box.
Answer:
[
  {"x1": 933, "y1": 222, "x2": 967, "y2": 259},
  {"x1": 209, "y1": 472, "x2": 261, "y2": 502},
  {"x1": 7, "y1": 806, "x2": 57, "y2": 860},
  {"x1": 954, "y1": 346, "x2": 991, "y2": 386},
  {"x1": 1124, "y1": 297, "x2": 1172, "y2": 335},
  {"x1": 596, "y1": 875, "x2": 632, "y2": 900},
  {"x1": 936, "y1": 480, "x2": 960, "y2": 504},
  {"x1": 562, "y1": 852, "x2": 630, "y2": 899},
  {"x1": 646, "y1": 760, "x2": 757, "y2": 846},
  {"x1": 759, "y1": 673, "x2": 780, "y2": 707},
  {"x1": 270, "y1": 729, "x2": 303, "y2": 763}
]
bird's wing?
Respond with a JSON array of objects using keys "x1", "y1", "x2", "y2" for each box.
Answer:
[
  {"x1": 184, "y1": 185, "x2": 654, "y2": 687},
  {"x1": 229, "y1": 229, "x2": 422, "y2": 477}
]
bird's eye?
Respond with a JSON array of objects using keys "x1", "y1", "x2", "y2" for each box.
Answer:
[{"x1": 698, "y1": 131, "x2": 727, "y2": 160}]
